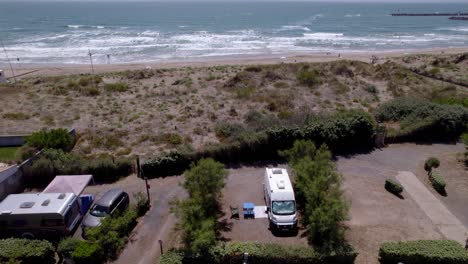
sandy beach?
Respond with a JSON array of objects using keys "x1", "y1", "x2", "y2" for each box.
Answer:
[{"x1": 1, "y1": 47, "x2": 467, "y2": 78}]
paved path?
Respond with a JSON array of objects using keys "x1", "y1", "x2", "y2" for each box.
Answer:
[{"x1": 396, "y1": 171, "x2": 468, "y2": 244}]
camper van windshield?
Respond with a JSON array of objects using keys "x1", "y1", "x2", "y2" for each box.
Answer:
[
  {"x1": 90, "y1": 204, "x2": 108, "y2": 217},
  {"x1": 272, "y1": 201, "x2": 295, "y2": 215}
]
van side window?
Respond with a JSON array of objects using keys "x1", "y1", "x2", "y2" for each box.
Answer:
[{"x1": 41, "y1": 219, "x2": 64, "y2": 227}]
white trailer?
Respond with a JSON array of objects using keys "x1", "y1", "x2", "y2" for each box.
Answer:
[
  {"x1": 0, "y1": 192, "x2": 81, "y2": 239},
  {"x1": 263, "y1": 168, "x2": 297, "y2": 231}
]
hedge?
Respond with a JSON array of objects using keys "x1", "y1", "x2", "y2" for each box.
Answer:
[
  {"x1": 385, "y1": 179, "x2": 403, "y2": 195},
  {"x1": 72, "y1": 241, "x2": 103, "y2": 264},
  {"x1": 0, "y1": 238, "x2": 55, "y2": 263},
  {"x1": 379, "y1": 240, "x2": 468, "y2": 264},
  {"x1": 143, "y1": 110, "x2": 377, "y2": 178},
  {"x1": 24, "y1": 149, "x2": 133, "y2": 187},
  {"x1": 430, "y1": 172, "x2": 446, "y2": 194},
  {"x1": 375, "y1": 97, "x2": 468, "y2": 142},
  {"x1": 159, "y1": 242, "x2": 357, "y2": 264}
]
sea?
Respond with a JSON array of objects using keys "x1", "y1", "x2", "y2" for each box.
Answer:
[{"x1": 0, "y1": 1, "x2": 467, "y2": 64}]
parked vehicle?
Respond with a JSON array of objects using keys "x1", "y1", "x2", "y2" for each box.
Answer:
[
  {"x1": 82, "y1": 188, "x2": 129, "y2": 229},
  {"x1": 264, "y1": 168, "x2": 297, "y2": 231},
  {"x1": 0, "y1": 192, "x2": 81, "y2": 239}
]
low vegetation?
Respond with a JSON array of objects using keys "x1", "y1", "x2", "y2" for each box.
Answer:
[
  {"x1": 25, "y1": 149, "x2": 133, "y2": 187},
  {"x1": 424, "y1": 157, "x2": 440, "y2": 174},
  {"x1": 429, "y1": 172, "x2": 446, "y2": 194},
  {"x1": 379, "y1": 240, "x2": 468, "y2": 264},
  {"x1": 385, "y1": 179, "x2": 403, "y2": 196},
  {"x1": 0, "y1": 146, "x2": 19, "y2": 163},
  {"x1": 0, "y1": 238, "x2": 55, "y2": 263},
  {"x1": 160, "y1": 242, "x2": 357, "y2": 264},
  {"x1": 143, "y1": 109, "x2": 377, "y2": 178},
  {"x1": 375, "y1": 97, "x2": 468, "y2": 141}
]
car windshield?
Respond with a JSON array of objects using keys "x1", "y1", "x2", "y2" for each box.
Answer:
[
  {"x1": 272, "y1": 201, "x2": 296, "y2": 215},
  {"x1": 89, "y1": 204, "x2": 109, "y2": 217}
]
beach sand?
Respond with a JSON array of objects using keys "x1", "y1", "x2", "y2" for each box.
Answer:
[{"x1": 2, "y1": 47, "x2": 467, "y2": 78}]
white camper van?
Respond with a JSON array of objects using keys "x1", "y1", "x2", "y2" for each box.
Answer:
[
  {"x1": 264, "y1": 168, "x2": 297, "y2": 231},
  {"x1": 0, "y1": 193, "x2": 81, "y2": 239}
]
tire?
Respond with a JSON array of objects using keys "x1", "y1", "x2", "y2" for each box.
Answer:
[{"x1": 21, "y1": 232, "x2": 35, "y2": 239}]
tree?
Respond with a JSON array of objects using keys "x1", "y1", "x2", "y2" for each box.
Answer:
[
  {"x1": 282, "y1": 141, "x2": 348, "y2": 251},
  {"x1": 174, "y1": 158, "x2": 227, "y2": 254},
  {"x1": 25, "y1": 128, "x2": 74, "y2": 151},
  {"x1": 424, "y1": 157, "x2": 440, "y2": 174}
]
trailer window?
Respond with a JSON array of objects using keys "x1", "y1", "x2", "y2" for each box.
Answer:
[
  {"x1": 272, "y1": 201, "x2": 295, "y2": 215},
  {"x1": 64, "y1": 201, "x2": 80, "y2": 228}
]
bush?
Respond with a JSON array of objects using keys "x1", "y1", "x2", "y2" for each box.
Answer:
[
  {"x1": 133, "y1": 192, "x2": 149, "y2": 216},
  {"x1": 159, "y1": 250, "x2": 184, "y2": 264},
  {"x1": 159, "y1": 242, "x2": 357, "y2": 264},
  {"x1": 297, "y1": 68, "x2": 320, "y2": 87},
  {"x1": 385, "y1": 179, "x2": 403, "y2": 195},
  {"x1": 84, "y1": 207, "x2": 138, "y2": 260},
  {"x1": 424, "y1": 157, "x2": 440, "y2": 174},
  {"x1": 429, "y1": 172, "x2": 446, "y2": 194},
  {"x1": 375, "y1": 97, "x2": 468, "y2": 141},
  {"x1": 143, "y1": 110, "x2": 376, "y2": 178},
  {"x1": 57, "y1": 237, "x2": 80, "y2": 258},
  {"x1": 15, "y1": 145, "x2": 38, "y2": 162},
  {"x1": 2, "y1": 112, "x2": 30, "y2": 120},
  {"x1": 104, "y1": 82, "x2": 129, "y2": 92},
  {"x1": 72, "y1": 241, "x2": 103, "y2": 264},
  {"x1": 25, "y1": 128, "x2": 74, "y2": 151},
  {"x1": 379, "y1": 240, "x2": 468, "y2": 264},
  {"x1": 0, "y1": 238, "x2": 54, "y2": 263}
]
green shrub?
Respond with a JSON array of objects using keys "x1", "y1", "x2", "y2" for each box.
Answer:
[
  {"x1": 2, "y1": 112, "x2": 30, "y2": 120},
  {"x1": 385, "y1": 179, "x2": 403, "y2": 195},
  {"x1": 78, "y1": 75, "x2": 102, "y2": 87},
  {"x1": 72, "y1": 241, "x2": 103, "y2": 264},
  {"x1": 0, "y1": 238, "x2": 54, "y2": 263},
  {"x1": 297, "y1": 68, "x2": 320, "y2": 87},
  {"x1": 375, "y1": 97, "x2": 468, "y2": 141},
  {"x1": 15, "y1": 145, "x2": 38, "y2": 162},
  {"x1": 25, "y1": 128, "x2": 74, "y2": 151},
  {"x1": 159, "y1": 250, "x2": 184, "y2": 264},
  {"x1": 105, "y1": 82, "x2": 129, "y2": 92},
  {"x1": 429, "y1": 172, "x2": 446, "y2": 194},
  {"x1": 142, "y1": 110, "x2": 376, "y2": 178},
  {"x1": 85, "y1": 207, "x2": 138, "y2": 259},
  {"x1": 424, "y1": 157, "x2": 440, "y2": 174},
  {"x1": 214, "y1": 122, "x2": 251, "y2": 142},
  {"x1": 57, "y1": 237, "x2": 81, "y2": 258},
  {"x1": 379, "y1": 240, "x2": 468, "y2": 264},
  {"x1": 133, "y1": 192, "x2": 149, "y2": 216}
]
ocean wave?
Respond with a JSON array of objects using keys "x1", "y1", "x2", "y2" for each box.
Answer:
[
  {"x1": 66, "y1": 25, "x2": 105, "y2": 29},
  {"x1": 279, "y1": 25, "x2": 311, "y2": 31},
  {"x1": 344, "y1": 14, "x2": 361, "y2": 17}
]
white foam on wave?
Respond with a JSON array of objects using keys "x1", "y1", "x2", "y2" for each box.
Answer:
[
  {"x1": 67, "y1": 25, "x2": 105, "y2": 29},
  {"x1": 344, "y1": 14, "x2": 361, "y2": 17},
  {"x1": 303, "y1": 32, "x2": 344, "y2": 39},
  {"x1": 279, "y1": 25, "x2": 311, "y2": 31}
]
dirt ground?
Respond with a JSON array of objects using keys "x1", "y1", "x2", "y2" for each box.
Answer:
[
  {"x1": 79, "y1": 174, "x2": 185, "y2": 264},
  {"x1": 220, "y1": 165, "x2": 308, "y2": 245},
  {"x1": 74, "y1": 142, "x2": 465, "y2": 264},
  {"x1": 338, "y1": 143, "x2": 466, "y2": 264}
]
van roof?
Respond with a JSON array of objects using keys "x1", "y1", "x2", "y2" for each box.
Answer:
[
  {"x1": 0, "y1": 193, "x2": 76, "y2": 215},
  {"x1": 265, "y1": 168, "x2": 294, "y2": 194},
  {"x1": 95, "y1": 188, "x2": 124, "y2": 208}
]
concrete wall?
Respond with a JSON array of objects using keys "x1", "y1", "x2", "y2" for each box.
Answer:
[
  {"x1": 0, "y1": 135, "x2": 26, "y2": 147},
  {"x1": 0, "y1": 128, "x2": 76, "y2": 147}
]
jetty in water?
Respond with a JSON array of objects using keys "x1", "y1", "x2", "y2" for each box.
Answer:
[
  {"x1": 449, "y1": 16, "x2": 468, "y2": 21},
  {"x1": 391, "y1": 13, "x2": 468, "y2": 16}
]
